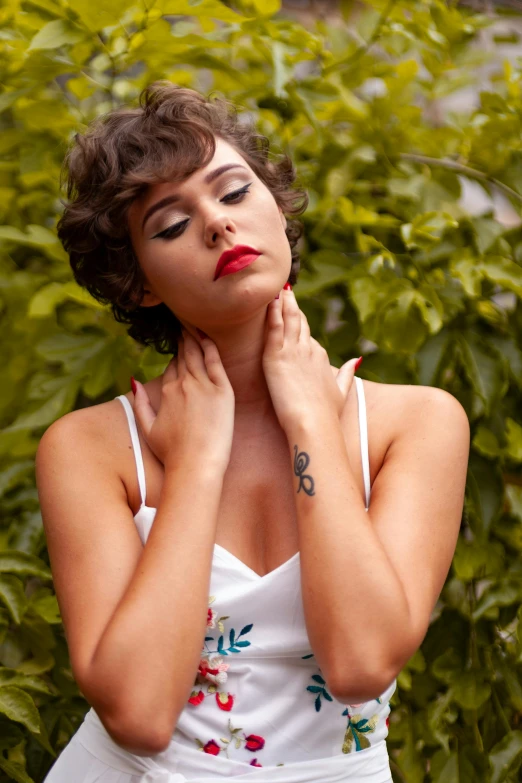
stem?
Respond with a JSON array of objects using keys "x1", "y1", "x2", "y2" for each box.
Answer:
[
  {"x1": 492, "y1": 684, "x2": 512, "y2": 735},
  {"x1": 472, "y1": 711, "x2": 484, "y2": 752},
  {"x1": 398, "y1": 153, "x2": 522, "y2": 206}
]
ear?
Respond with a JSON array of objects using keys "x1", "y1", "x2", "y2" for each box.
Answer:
[{"x1": 140, "y1": 288, "x2": 163, "y2": 307}]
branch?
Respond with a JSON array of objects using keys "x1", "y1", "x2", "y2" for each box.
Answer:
[{"x1": 399, "y1": 153, "x2": 522, "y2": 206}]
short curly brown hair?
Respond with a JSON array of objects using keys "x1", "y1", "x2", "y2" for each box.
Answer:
[{"x1": 56, "y1": 80, "x2": 309, "y2": 355}]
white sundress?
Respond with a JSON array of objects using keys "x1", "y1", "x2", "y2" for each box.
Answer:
[{"x1": 44, "y1": 376, "x2": 396, "y2": 783}]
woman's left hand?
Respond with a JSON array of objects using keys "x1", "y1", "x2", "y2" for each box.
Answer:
[{"x1": 262, "y1": 287, "x2": 361, "y2": 432}]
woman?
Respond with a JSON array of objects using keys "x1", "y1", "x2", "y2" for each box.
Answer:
[{"x1": 36, "y1": 81, "x2": 470, "y2": 782}]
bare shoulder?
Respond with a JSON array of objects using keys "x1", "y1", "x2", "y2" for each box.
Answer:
[
  {"x1": 38, "y1": 395, "x2": 130, "y2": 456},
  {"x1": 331, "y1": 366, "x2": 469, "y2": 445},
  {"x1": 36, "y1": 394, "x2": 134, "y2": 499},
  {"x1": 360, "y1": 377, "x2": 470, "y2": 446}
]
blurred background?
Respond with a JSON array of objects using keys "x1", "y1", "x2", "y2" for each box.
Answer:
[{"x1": 1, "y1": 0, "x2": 522, "y2": 780}]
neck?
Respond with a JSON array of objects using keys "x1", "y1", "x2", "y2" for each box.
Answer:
[{"x1": 201, "y1": 308, "x2": 278, "y2": 432}]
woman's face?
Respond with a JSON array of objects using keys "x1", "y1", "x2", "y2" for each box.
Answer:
[{"x1": 128, "y1": 136, "x2": 292, "y2": 329}]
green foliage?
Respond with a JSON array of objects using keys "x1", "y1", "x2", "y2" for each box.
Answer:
[{"x1": 1, "y1": 0, "x2": 522, "y2": 779}]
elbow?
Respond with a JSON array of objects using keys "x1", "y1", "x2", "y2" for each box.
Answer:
[
  {"x1": 102, "y1": 709, "x2": 172, "y2": 756},
  {"x1": 329, "y1": 663, "x2": 398, "y2": 704},
  {"x1": 77, "y1": 677, "x2": 173, "y2": 756}
]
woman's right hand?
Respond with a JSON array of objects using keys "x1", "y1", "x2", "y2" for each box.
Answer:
[{"x1": 132, "y1": 329, "x2": 235, "y2": 474}]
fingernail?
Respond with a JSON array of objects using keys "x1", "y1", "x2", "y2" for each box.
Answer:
[
  {"x1": 130, "y1": 377, "x2": 137, "y2": 395},
  {"x1": 283, "y1": 283, "x2": 292, "y2": 291},
  {"x1": 196, "y1": 328, "x2": 208, "y2": 339},
  {"x1": 275, "y1": 293, "x2": 280, "y2": 300},
  {"x1": 354, "y1": 357, "x2": 363, "y2": 371}
]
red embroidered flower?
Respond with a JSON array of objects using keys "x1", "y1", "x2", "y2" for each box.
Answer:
[
  {"x1": 198, "y1": 655, "x2": 229, "y2": 685},
  {"x1": 216, "y1": 692, "x2": 234, "y2": 711},
  {"x1": 188, "y1": 690, "x2": 204, "y2": 706},
  {"x1": 203, "y1": 739, "x2": 221, "y2": 755},
  {"x1": 207, "y1": 607, "x2": 216, "y2": 628},
  {"x1": 250, "y1": 758, "x2": 263, "y2": 767},
  {"x1": 245, "y1": 734, "x2": 265, "y2": 751}
]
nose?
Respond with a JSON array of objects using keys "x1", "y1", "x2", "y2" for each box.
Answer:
[{"x1": 204, "y1": 209, "x2": 237, "y2": 246}]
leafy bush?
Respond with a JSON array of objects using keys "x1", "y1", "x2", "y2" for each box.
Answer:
[{"x1": 1, "y1": 0, "x2": 522, "y2": 780}]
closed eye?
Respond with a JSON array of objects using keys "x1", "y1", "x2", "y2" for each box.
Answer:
[{"x1": 152, "y1": 183, "x2": 252, "y2": 240}]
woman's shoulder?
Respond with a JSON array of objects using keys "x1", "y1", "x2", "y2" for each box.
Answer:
[
  {"x1": 40, "y1": 391, "x2": 137, "y2": 456},
  {"x1": 334, "y1": 371, "x2": 467, "y2": 439}
]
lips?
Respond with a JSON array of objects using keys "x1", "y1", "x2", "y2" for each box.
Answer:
[{"x1": 214, "y1": 244, "x2": 261, "y2": 280}]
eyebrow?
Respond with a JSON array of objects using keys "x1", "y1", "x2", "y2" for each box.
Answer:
[{"x1": 141, "y1": 163, "x2": 249, "y2": 232}]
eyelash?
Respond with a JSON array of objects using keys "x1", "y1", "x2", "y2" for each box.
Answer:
[{"x1": 154, "y1": 183, "x2": 253, "y2": 240}]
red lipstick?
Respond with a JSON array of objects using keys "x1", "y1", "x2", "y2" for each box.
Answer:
[{"x1": 214, "y1": 244, "x2": 261, "y2": 281}]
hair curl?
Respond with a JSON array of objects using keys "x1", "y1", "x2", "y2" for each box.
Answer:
[{"x1": 56, "y1": 80, "x2": 309, "y2": 355}]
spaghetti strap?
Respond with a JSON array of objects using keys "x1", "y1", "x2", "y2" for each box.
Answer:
[
  {"x1": 115, "y1": 395, "x2": 147, "y2": 508},
  {"x1": 354, "y1": 377, "x2": 371, "y2": 509}
]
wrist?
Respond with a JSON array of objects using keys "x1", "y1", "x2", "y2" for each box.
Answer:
[
  {"x1": 283, "y1": 409, "x2": 339, "y2": 439},
  {"x1": 163, "y1": 455, "x2": 227, "y2": 484}
]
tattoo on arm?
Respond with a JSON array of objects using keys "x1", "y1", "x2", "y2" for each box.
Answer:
[{"x1": 293, "y1": 445, "x2": 315, "y2": 496}]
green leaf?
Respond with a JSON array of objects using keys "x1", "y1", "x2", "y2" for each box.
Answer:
[
  {"x1": 472, "y1": 217, "x2": 506, "y2": 254},
  {"x1": 28, "y1": 281, "x2": 104, "y2": 318},
  {"x1": 505, "y1": 418, "x2": 522, "y2": 462},
  {"x1": 473, "y1": 579, "x2": 522, "y2": 621},
  {"x1": 0, "y1": 552, "x2": 51, "y2": 581},
  {"x1": 337, "y1": 197, "x2": 399, "y2": 227},
  {"x1": 0, "y1": 575, "x2": 29, "y2": 625},
  {"x1": 0, "y1": 224, "x2": 67, "y2": 262},
  {"x1": 66, "y1": 0, "x2": 138, "y2": 31},
  {"x1": 472, "y1": 425, "x2": 501, "y2": 459},
  {"x1": 27, "y1": 20, "x2": 85, "y2": 51},
  {"x1": 0, "y1": 669, "x2": 54, "y2": 696},
  {"x1": 401, "y1": 211, "x2": 458, "y2": 250},
  {"x1": 451, "y1": 670, "x2": 491, "y2": 709},
  {"x1": 0, "y1": 686, "x2": 40, "y2": 733},
  {"x1": 489, "y1": 730, "x2": 522, "y2": 783},
  {"x1": 295, "y1": 264, "x2": 349, "y2": 297},
  {"x1": 0, "y1": 757, "x2": 35, "y2": 783},
  {"x1": 450, "y1": 257, "x2": 483, "y2": 297},
  {"x1": 2, "y1": 381, "x2": 80, "y2": 434},
  {"x1": 30, "y1": 594, "x2": 61, "y2": 625}
]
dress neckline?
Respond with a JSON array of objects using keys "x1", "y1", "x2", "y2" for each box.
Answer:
[{"x1": 135, "y1": 503, "x2": 300, "y2": 581}]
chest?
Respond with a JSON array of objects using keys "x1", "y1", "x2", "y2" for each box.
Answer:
[
  {"x1": 123, "y1": 394, "x2": 373, "y2": 577},
  {"x1": 214, "y1": 435, "x2": 300, "y2": 575}
]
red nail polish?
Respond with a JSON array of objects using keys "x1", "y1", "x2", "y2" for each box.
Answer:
[
  {"x1": 283, "y1": 283, "x2": 292, "y2": 290},
  {"x1": 130, "y1": 377, "x2": 137, "y2": 395},
  {"x1": 354, "y1": 357, "x2": 363, "y2": 371},
  {"x1": 275, "y1": 293, "x2": 280, "y2": 299}
]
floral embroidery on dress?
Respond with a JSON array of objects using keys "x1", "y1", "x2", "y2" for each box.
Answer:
[
  {"x1": 191, "y1": 598, "x2": 270, "y2": 761},
  {"x1": 302, "y1": 652, "x2": 390, "y2": 754},
  {"x1": 306, "y1": 673, "x2": 334, "y2": 712},
  {"x1": 188, "y1": 596, "x2": 253, "y2": 714},
  {"x1": 341, "y1": 708, "x2": 379, "y2": 753},
  {"x1": 194, "y1": 718, "x2": 266, "y2": 758}
]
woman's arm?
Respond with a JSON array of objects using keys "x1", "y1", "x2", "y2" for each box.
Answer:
[
  {"x1": 36, "y1": 407, "x2": 224, "y2": 755},
  {"x1": 284, "y1": 384, "x2": 470, "y2": 703}
]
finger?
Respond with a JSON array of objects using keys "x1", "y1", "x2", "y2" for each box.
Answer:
[
  {"x1": 299, "y1": 311, "x2": 311, "y2": 343},
  {"x1": 177, "y1": 331, "x2": 187, "y2": 379},
  {"x1": 336, "y1": 357, "x2": 360, "y2": 397},
  {"x1": 264, "y1": 294, "x2": 285, "y2": 351},
  {"x1": 282, "y1": 286, "x2": 301, "y2": 343},
  {"x1": 182, "y1": 329, "x2": 207, "y2": 378},
  {"x1": 197, "y1": 334, "x2": 231, "y2": 389},
  {"x1": 162, "y1": 355, "x2": 178, "y2": 384},
  {"x1": 131, "y1": 380, "x2": 157, "y2": 440}
]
